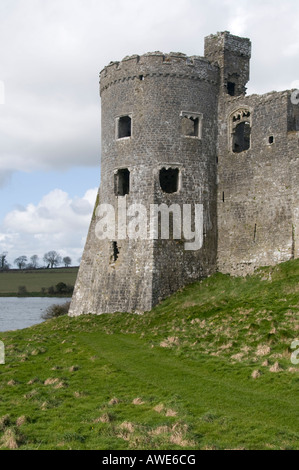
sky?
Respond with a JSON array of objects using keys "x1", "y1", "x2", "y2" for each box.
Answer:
[{"x1": 0, "y1": 0, "x2": 299, "y2": 267}]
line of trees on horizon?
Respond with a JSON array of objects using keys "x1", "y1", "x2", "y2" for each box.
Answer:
[{"x1": 0, "y1": 251, "x2": 81, "y2": 271}]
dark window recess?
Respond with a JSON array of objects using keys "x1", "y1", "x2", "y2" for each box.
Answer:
[
  {"x1": 269, "y1": 136, "x2": 274, "y2": 144},
  {"x1": 227, "y1": 81, "x2": 236, "y2": 96},
  {"x1": 182, "y1": 116, "x2": 199, "y2": 137},
  {"x1": 112, "y1": 242, "x2": 119, "y2": 263},
  {"x1": 118, "y1": 116, "x2": 131, "y2": 138},
  {"x1": 115, "y1": 169, "x2": 130, "y2": 196},
  {"x1": 232, "y1": 121, "x2": 251, "y2": 153},
  {"x1": 222, "y1": 192, "x2": 225, "y2": 203},
  {"x1": 139, "y1": 75, "x2": 144, "y2": 81},
  {"x1": 159, "y1": 168, "x2": 179, "y2": 194},
  {"x1": 253, "y1": 224, "x2": 257, "y2": 243}
]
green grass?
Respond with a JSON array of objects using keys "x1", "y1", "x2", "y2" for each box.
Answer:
[
  {"x1": 0, "y1": 268, "x2": 78, "y2": 296},
  {"x1": 0, "y1": 259, "x2": 298, "y2": 450}
]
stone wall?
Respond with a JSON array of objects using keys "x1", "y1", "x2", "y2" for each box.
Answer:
[{"x1": 217, "y1": 90, "x2": 299, "y2": 275}]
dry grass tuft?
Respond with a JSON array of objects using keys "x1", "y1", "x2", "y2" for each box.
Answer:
[
  {"x1": 150, "y1": 426, "x2": 171, "y2": 436},
  {"x1": 31, "y1": 349, "x2": 40, "y2": 356},
  {"x1": 7, "y1": 380, "x2": 17, "y2": 387},
  {"x1": 40, "y1": 401, "x2": 50, "y2": 410},
  {"x1": 74, "y1": 391, "x2": 85, "y2": 398},
  {"x1": 94, "y1": 413, "x2": 111, "y2": 424},
  {"x1": 160, "y1": 337, "x2": 180, "y2": 348},
  {"x1": 117, "y1": 430, "x2": 131, "y2": 441},
  {"x1": 170, "y1": 433, "x2": 191, "y2": 447},
  {"x1": 153, "y1": 404, "x2": 164, "y2": 413},
  {"x1": 269, "y1": 362, "x2": 283, "y2": 373},
  {"x1": 166, "y1": 409, "x2": 178, "y2": 417},
  {"x1": 231, "y1": 353, "x2": 244, "y2": 362},
  {"x1": 64, "y1": 348, "x2": 74, "y2": 354},
  {"x1": 0, "y1": 415, "x2": 10, "y2": 431},
  {"x1": 109, "y1": 397, "x2": 119, "y2": 405},
  {"x1": 119, "y1": 421, "x2": 135, "y2": 433},
  {"x1": 16, "y1": 416, "x2": 27, "y2": 427},
  {"x1": 54, "y1": 381, "x2": 67, "y2": 389},
  {"x1": 132, "y1": 397, "x2": 145, "y2": 405},
  {"x1": 251, "y1": 370, "x2": 261, "y2": 379},
  {"x1": 169, "y1": 424, "x2": 193, "y2": 447},
  {"x1": 256, "y1": 345, "x2": 271, "y2": 357},
  {"x1": 27, "y1": 378, "x2": 40, "y2": 385},
  {"x1": 44, "y1": 378, "x2": 59, "y2": 386},
  {"x1": 24, "y1": 389, "x2": 38, "y2": 400},
  {"x1": 1, "y1": 428, "x2": 19, "y2": 449}
]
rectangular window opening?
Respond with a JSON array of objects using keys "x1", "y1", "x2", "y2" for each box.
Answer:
[
  {"x1": 182, "y1": 116, "x2": 199, "y2": 137},
  {"x1": 227, "y1": 81, "x2": 236, "y2": 96},
  {"x1": 111, "y1": 241, "x2": 119, "y2": 263},
  {"x1": 232, "y1": 121, "x2": 251, "y2": 153},
  {"x1": 159, "y1": 168, "x2": 179, "y2": 194},
  {"x1": 115, "y1": 169, "x2": 130, "y2": 196},
  {"x1": 118, "y1": 115, "x2": 131, "y2": 139},
  {"x1": 180, "y1": 111, "x2": 202, "y2": 138}
]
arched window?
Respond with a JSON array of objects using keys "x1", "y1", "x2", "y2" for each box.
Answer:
[{"x1": 230, "y1": 109, "x2": 251, "y2": 153}]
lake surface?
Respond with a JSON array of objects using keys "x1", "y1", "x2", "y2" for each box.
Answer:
[{"x1": 0, "y1": 297, "x2": 71, "y2": 332}]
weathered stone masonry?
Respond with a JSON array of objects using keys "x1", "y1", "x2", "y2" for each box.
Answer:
[{"x1": 69, "y1": 31, "x2": 298, "y2": 316}]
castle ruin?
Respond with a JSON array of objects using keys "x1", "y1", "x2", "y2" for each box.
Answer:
[{"x1": 69, "y1": 31, "x2": 299, "y2": 316}]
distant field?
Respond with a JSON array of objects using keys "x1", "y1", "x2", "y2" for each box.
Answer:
[{"x1": 0, "y1": 268, "x2": 79, "y2": 295}]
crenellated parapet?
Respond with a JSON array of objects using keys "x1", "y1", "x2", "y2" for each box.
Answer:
[{"x1": 100, "y1": 52, "x2": 219, "y2": 94}]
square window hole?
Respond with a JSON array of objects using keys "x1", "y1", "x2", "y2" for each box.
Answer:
[
  {"x1": 118, "y1": 116, "x2": 131, "y2": 139},
  {"x1": 159, "y1": 168, "x2": 179, "y2": 194},
  {"x1": 227, "y1": 81, "x2": 236, "y2": 96},
  {"x1": 115, "y1": 169, "x2": 130, "y2": 196}
]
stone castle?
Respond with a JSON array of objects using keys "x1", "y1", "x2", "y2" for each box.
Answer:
[{"x1": 69, "y1": 31, "x2": 299, "y2": 316}]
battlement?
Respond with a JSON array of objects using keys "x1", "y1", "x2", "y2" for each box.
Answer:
[
  {"x1": 205, "y1": 31, "x2": 251, "y2": 61},
  {"x1": 100, "y1": 51, "x2": 219, "y2": 94}
]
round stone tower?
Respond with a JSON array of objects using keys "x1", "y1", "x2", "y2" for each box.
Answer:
[{"x1": 70, "y1": 51, "x2": 219, "y2": 315}]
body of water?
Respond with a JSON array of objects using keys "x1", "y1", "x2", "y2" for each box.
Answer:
[{"x1": 0, "y1": 297, "x2": 71, "y2": 332}]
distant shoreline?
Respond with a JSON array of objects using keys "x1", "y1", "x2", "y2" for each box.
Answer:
[
  {"x1": 0, "y1": 267, "x2": 78, "y2": 297},
  {"x1": 0, "y1": 293, "x2": 72, "y2": 298}
]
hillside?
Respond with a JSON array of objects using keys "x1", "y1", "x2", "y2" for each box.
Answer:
[
  {"x1": 0, "y1": 268, "x2": 78, "y2": 296},
  {"x1": 0, "y1": 259, "x2": 298, "y2": 450}
]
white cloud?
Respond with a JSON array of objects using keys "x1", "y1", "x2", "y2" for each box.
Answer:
[
  {"x1": 0, "y1": 0, "x2": 298, "y2": 185},
  {"x1": 1, "y1": 187, "x2": 97, "y2": 265}
]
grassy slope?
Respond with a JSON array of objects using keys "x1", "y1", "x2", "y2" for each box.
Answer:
[
  {"x1": 0, "y1": 260, "x2": 298, "y2": 450},
  {"x1": 0, "y1": 268, "x2": 78, "y2": 295}
]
